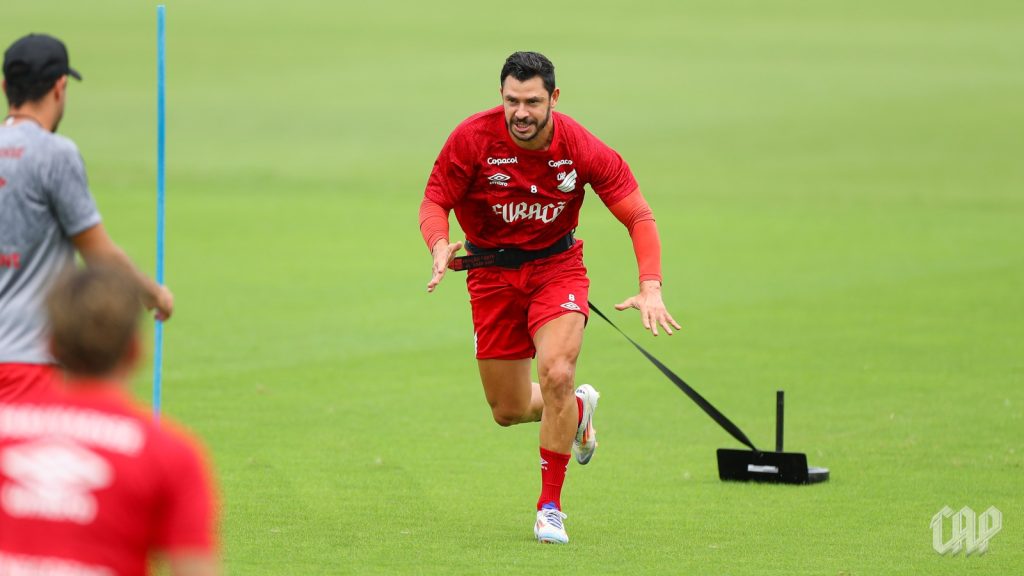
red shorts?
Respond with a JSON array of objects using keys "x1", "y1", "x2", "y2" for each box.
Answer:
[
  {"x1": 467, "y1": 240, "x2": 589, "y2": 360},
  {"x1": 0, "y1": 363, "x2": 57, "y2": 402}
]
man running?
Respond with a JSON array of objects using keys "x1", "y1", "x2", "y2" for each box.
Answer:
[
  {"x1": 0, "y1": 33, "x2": 172, "y2": 400},
  {"x1": 419, "y1": 51, "x2": 680, "y2": 543}
]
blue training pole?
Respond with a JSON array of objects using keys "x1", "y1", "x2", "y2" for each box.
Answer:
[{"x1": 153, "y1": 4, "x2": 166, "y2": 419}]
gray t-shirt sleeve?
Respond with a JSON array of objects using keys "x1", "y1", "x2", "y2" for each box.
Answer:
[{"x1": 43, "y1": 141, "x2": 101, "y2": 237}]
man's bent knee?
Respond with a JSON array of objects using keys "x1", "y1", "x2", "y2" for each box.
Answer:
[{"x1": 492, "y1": 408, "x2": 525, "y2": 427}]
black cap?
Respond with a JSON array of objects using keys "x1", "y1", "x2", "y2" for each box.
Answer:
[{"x1": 3, "y1": 34, "x2": 82, "y2": 84}]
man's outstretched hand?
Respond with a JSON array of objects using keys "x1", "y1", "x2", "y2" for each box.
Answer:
[
  {"x1": 615, "y1": 280, "x2": 681, "y2": 336},
  {"x1": 426, "y1": 239, "x2": 464, "y2": 293}
]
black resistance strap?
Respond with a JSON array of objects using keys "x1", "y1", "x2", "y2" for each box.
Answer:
[
  {"x1": 449, "y1": 234, "x2": 576, "y2": 271},
  {"x1": 588, "y1": 302, "x2": 759, "y2": 452},
  {"x1": 445, "y1": 243, "x2": 758, "y2": 451}
]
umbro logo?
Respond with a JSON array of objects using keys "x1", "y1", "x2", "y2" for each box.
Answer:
[
  {"x1": 488, "y1": 173, "x2": 511, "y2": 187},
  {"x1": 0, "y1": 177, "x2": 6, "y2": 189},
  {"x1": 561, "y1": 293, "x2": 581, "y2": 311}
]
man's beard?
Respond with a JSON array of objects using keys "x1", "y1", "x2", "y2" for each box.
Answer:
[{"x1": 508, "y1": 106, "x2": 551, "y2": 142}]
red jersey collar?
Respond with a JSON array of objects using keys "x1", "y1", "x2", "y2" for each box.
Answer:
[{"x1": 59, "y1": 378, "x2": 133, "y2": 403}]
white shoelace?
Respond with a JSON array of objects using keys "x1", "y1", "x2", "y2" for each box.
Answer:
[{"x1": 540, "y1": 508, "x2": 567, "y2": 530}]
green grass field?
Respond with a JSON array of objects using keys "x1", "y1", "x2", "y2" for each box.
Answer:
[{"x1": 4, "y1": 1, "x2": 1022, "y2": 573}]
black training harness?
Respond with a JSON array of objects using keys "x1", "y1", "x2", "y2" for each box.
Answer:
[{"x1": 448, "y1": 233, "x2": 576, "y2": 271}]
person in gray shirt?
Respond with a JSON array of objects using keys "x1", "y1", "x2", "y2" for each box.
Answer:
[{"x1": 0, "y1": 33, "x2": 173, "y2": 400}]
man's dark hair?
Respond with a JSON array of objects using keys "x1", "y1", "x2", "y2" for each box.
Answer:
[
  {"x1": 3, "y1": 76, "x2": 58, "y2": 108},
  {"x1": 500, "y1": 52, "x2": 556, "y2": 95}
]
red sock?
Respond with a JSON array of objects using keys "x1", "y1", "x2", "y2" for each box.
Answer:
[
  {"x1": 576, "y1": 395, "x2": 583, "y2": 427},
  {"x1": 537, "y1": 447, "x2": 571, "y2": 510}
]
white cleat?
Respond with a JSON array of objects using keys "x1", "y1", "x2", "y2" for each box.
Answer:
[
  {"x1": 535, "y1": 507, "x2": 569, "y2": 544},
  {"x1": 573, "y1": 384, "x2": 600, "y2": 465}
]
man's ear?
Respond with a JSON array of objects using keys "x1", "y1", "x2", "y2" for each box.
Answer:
[{"x1": 51, "y1": 75, "x2": 69, "y2": 102}]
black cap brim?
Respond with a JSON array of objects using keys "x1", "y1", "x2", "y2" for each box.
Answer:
[{"x1": 68, "y1": 67, "x2": 82, "y2": 81}]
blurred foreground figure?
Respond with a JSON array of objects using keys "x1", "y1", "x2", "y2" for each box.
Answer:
[{"x1": 0, "y1": 266, "x2": 217, "y2": 576}]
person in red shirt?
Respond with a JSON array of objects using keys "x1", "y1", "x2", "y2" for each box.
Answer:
[
  {"x1": 419, "y1": 51, "x2": 680, "y2": 543},
  {"x1": 0, "y1": 266, "x2": 218, "y2": 576}
]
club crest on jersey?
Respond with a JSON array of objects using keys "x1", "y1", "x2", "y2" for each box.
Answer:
[
  {"x1": 488, "y1": 173, "x2": 511, "y2": 187},
  {"x1": 556, "y1": 169, "x2": 577, "y2": 193}
]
